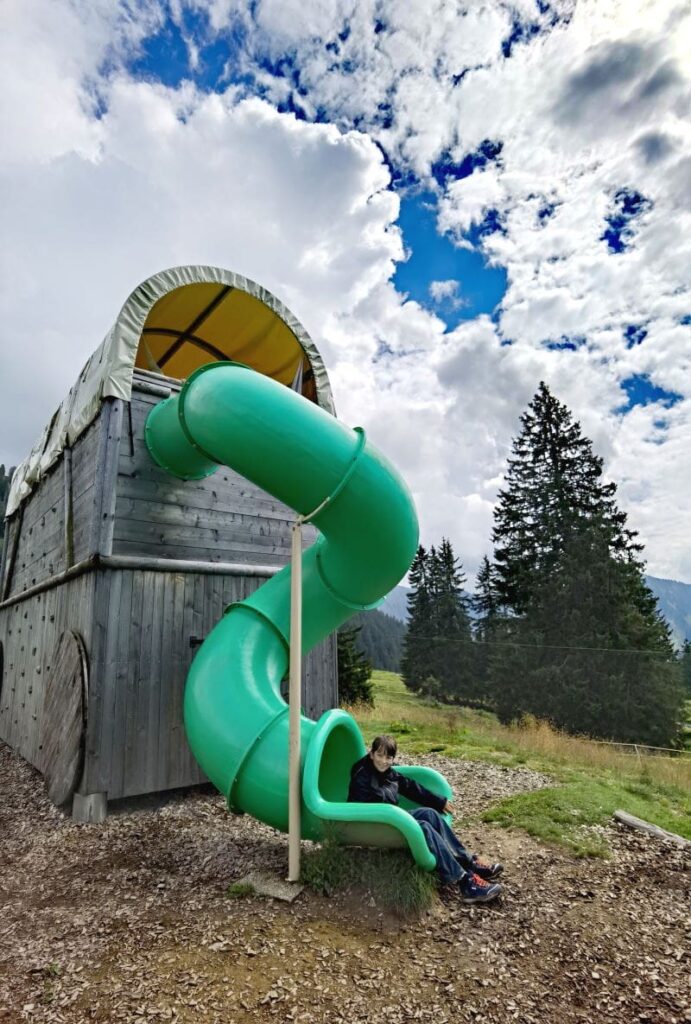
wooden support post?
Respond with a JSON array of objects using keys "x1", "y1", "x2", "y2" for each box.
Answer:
[{"x1": 288, "y1": 518, "x2": 302, "y2": 882}]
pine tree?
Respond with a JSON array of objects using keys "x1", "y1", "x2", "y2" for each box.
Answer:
[
  {"x1": 492, "y1": 382, "x2": 637, "y2": 614},
  {"x1": 680, "y1": 640, "x2": 691, "y2": 696},
  {"x1": 491, "y1": 527, "x2": 683, "y2": 745},
  {"x1": 337, "y1": 624, "x2": 374, "y2": 706},
  {"x1": 472, "y1": 555, "x2": 500, "y2": 699},
  {"x1": 488, "y1": 384, "x2": 684, "y2": 745},
  {"x1": 429, "y1": 539, "x2": 474, "y2": 702},
  {"x1": 401, "y1": 546, "x2": 434, "y2": 692}
]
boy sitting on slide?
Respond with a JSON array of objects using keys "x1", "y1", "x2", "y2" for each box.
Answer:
[{"x1": 348, "y1": 735, "x2": 503, "y2": 904}]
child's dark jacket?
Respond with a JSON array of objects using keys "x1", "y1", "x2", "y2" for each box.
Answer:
[{"x1": 347, "y1": 755, "x2": 446, "y2": 812}]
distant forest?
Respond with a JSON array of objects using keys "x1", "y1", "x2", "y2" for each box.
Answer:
[{"x1": 346, "y1": 609, "x2": 406, "y2": 672}]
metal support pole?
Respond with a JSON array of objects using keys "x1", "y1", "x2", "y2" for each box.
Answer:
[{"x1": 288, "y1": 517, "x2": 303, "y2": 882}]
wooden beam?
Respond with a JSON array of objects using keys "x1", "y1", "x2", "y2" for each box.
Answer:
[
  {"x1": 613, "y1": 810, "x2": 690, "y2": 848},
  {"x1": 101, "y1": 554, "x2": 280, "y2": 577}
]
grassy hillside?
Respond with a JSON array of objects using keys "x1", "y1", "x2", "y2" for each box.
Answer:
[{"x1": 350, "y1": 671, "x2": 691, "y2": 857}]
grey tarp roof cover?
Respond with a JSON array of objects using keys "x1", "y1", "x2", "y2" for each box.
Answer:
[{"x1": 6, "y1": 266, "x2": 335, "y2": 517}]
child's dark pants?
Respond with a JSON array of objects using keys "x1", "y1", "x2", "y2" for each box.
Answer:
[{"x1": 410, "y1": 807, "x2": 473, "y2": 884}]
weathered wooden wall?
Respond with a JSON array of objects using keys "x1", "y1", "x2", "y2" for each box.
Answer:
[
  {"x1": 81, "y1": 567, "x2": 336, "y2": 801},
  {"x1": 113, "y1": 385, "x2": 305, "y2": 567},
  {"x1": 1, "y1": 413, "x2": 105, "y2": 598},
  {"x1": 0, "y1": 374, "x2": 339, "y2": 804},
  {"x1": 0, "y1": 573, "x2": 95, "y2": 765}
]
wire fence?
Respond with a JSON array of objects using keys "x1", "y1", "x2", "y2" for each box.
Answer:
[{"x1": 398, "y1": 631, "x2": 691, "y2": 756}]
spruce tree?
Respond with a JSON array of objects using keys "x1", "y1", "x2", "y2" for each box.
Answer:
[
  {"x1": 489, "y1": 383, "x2": 683, "y2": 745},
  {"x1": 429, "y1": 539, "x2": 474, "y2": 702},
  {"x1": 472, "y1": 555, "x2": 500, "y2": 700},
  {"x1": 491, "y1": 527, "x2": 682, "y2": 745},
  {"x1": 401, "y1": 546, "x2": 434, "y2": 692},
  {"x1": 337, "y1": 624, "x2": 374, "y2": 706},
  {"x1": 680, "y1": 640, "x2": 691, "y2": 696},
  {"x1": 492, "y1": 382, "x2": 637, "y2": 613}
]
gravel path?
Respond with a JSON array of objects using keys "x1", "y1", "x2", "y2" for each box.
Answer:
[{"x1": 1, "y1": 741, "x2": 689, "y2": 1024}]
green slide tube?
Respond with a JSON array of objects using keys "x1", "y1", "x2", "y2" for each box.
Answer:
[{"x1": 145, "y1": 362, "x2": 452, "y2": 869}]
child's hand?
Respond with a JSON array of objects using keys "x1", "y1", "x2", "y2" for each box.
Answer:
[{"x1": 443, "y1": 799, "x2": 455, "y2": 815}]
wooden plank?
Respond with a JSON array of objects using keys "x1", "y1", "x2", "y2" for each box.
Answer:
[
  {"x1": 70, "y1": 417, "x2": 102, "y2": 490},
  {"x1": 18, "y1": 590, "x2": 40, "y2": 757},
  {"x1": 27, "y1": 589, "x2": 50, "y2": 764},
  {"x1": 0, "y1": 620, "x2": 7, "y2": 743},
  {"x1": 2, "y1": 507, "x2": 23, "y2": 600},
  {"x1": 144, "y1": 571, "x2": 165, "y2": 791},
  {"x1": 130, "y1": 569, "x2": 154, "y2": 793},
  {"x1": 95, "y1": 569, "x2": 123, "y2": 796},
  {"x1": 123, "y1": 569, "x2": 144, "y2": 795},
  {"x1": 613, "y1": 810, "x2": 690, "y2": 848},
  {"x1": 109, "y1": 569, "x2": 133, "y2": 798},
  {"x1": 186, "y1": 571, "x2": 207, "y2": 782},
  {"x1": 99, "y1": 400, "x2": 124, "y2": 556},
  {"x1": 112, "y1": 513, "x2": 294, "y2": 551},
  {"x1": 13, "y1": 523, "x2": 65, "y2": 579},
  {"x1": 18, "y1": 468, "x2": 64, "y2": 527},
  {"x1": 116, "y1": 493, "x2": 296, "y2": 530},
  {"x1": 166, "y1": 572, "x2": 187, "y2": 787},
  {"x1": 63, "y1": 448, "x2": 74, "y2": 569},
  {"x1": 89, "y1": 399, "x2": 113, "y2": 556},
  {"x1": 112, "y1": 537, "x2": 290, "y2": 566},
  {"x1": 0, "y1": 520, "x2": 9, "y2": 589},
  {"x1": 71, "y1": 485, "x2": 97, "y2": 559},
  {"x1": 156, "y1": 572, "x2": 177, "y2": 791},
  {"x1": 116, "y1": 468, "x2": 294, "y2": 520},
  {"x1": 39, "y1": 630, "x2": 86, "y2": 805},
  {"x1": 80, "y1": 569, "x2": 111, "y2": 795}
]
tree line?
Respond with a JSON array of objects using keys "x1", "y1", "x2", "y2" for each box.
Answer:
[{"x1": 402, "y1": 383, "x2": 686, "y2": 748}]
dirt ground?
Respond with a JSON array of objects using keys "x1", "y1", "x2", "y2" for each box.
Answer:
[{"x1": 1, "y1": 741, "x2": 689, "y2": 1024}]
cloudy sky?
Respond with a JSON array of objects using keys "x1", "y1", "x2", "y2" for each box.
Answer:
[{"x1": 1, "y1": 0, "x2": 690, "y2": 584}]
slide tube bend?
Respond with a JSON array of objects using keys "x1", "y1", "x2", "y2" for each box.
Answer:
[{"x1": 145, "y1": 362, "x2": 452, "y2": 863}]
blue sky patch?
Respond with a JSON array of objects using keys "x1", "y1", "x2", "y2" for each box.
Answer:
[
  {"x1": 619, "y1": 374, "x2": 682, "y2": 412},
  {"x1": 601, "y1": 189, "x2": 653, "y2": 253},
  {"x1": 503, "y1": 3, "x2": 574, "y2": 58},
  {"x1": 624, "y1": 323, "x2": 648, "y2": 348},
  {"x1": 502, "y1": 17, "x2": 542, "y2": 58},
  {"x1": 544, "y1": 335, "x2": 585, "y2": 351},
  {"x1": 430, "y1": 140, "x2": 502, "y2": 188},
  {"x1": 128, "y1": 17, "x2": 190, "y2": 87},
  {"x1": 538, "y1": 201, "x2": 557, "y2": 223},
  {"x1": 393, "y1": 192, "x2": 507, "y2": 329},
  {"x1": 126, "y1": 7, "x2": 247, "y2": 93},
  {"x1": 466, "y1": 208, "x2": 506, "y2": 245}
]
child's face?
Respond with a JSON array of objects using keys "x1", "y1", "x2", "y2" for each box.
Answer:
[{"x1": 370, "y1": 747, "x2": 395, "y2": 773}]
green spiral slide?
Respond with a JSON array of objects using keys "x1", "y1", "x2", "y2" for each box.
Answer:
[{"x1": 145, "y1": 362, "x2": 452, "y2": 870}]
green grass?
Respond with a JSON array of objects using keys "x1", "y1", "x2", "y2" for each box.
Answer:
[
  {"x1": 347, "y1": 670, "x2": 691, "y2": 856},
  {"x1": 226, "y1": 881, "x2": 256, "y2": 899},
  {"x1": 302, "y1": 836, "x2": 437, "y2": 915},
  {"x1": 483, "y1": 778, "x2": 690, "y2": 857}
]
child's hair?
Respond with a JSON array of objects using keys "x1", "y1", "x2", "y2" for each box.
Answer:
[{"x1": 371, "y1": 734, "x2": 397, "y2": 758}]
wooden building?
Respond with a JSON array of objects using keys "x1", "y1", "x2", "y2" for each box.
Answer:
[{"x1": 0, "y1": 266, "x2": 339, "y2": 820}]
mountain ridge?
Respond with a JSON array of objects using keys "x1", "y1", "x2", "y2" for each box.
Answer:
[{"x1": 380, "y1": 574, "x2": 691, "y2": 647}]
